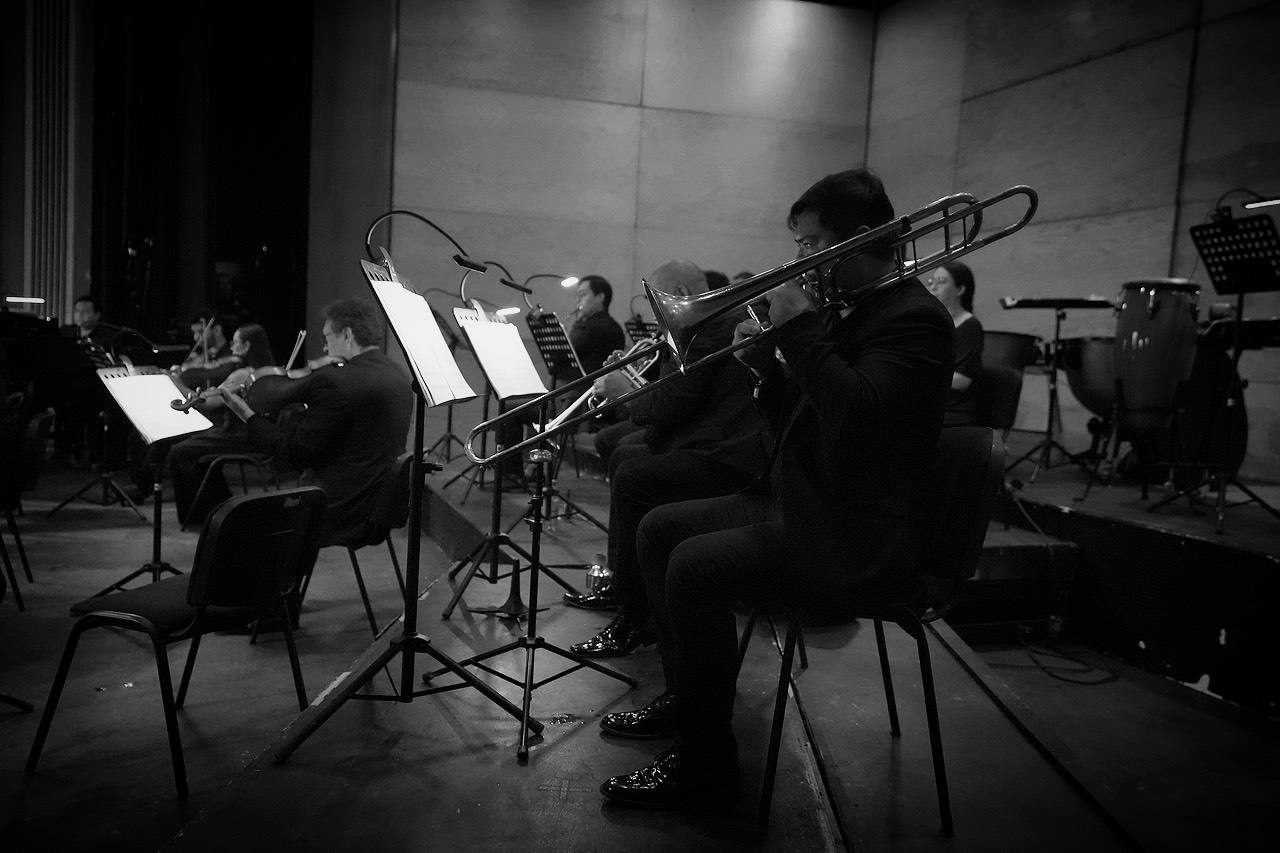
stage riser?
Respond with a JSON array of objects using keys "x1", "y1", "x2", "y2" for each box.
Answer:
[{"x1": 994, "y1": 495, "x2": 1280, "y2": 713}]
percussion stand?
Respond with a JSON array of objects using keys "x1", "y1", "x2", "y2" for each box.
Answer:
[
  {"x1": 1005, "y1": 308, "x2": 1104, "y2": 484},
  {"x1": 1146, "y1": 211, "x2": 1280, "y2": 532},
  {"x1": 425, "y1": 402, "x2": 637, "y2": 764}
]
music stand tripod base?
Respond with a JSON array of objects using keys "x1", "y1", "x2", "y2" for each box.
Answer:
[{"x1": 94, "y1": 482, "x2": 181, "y2": 596}]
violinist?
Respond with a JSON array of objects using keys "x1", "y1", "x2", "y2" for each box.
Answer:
[
  {"x1": 165, "y1": 323, "x2": 277, "y2": 526},
  {"x1": 222, "y1": 298, "x2": 413, "y2": 548},
  {"x1": 172, "y1": 312, "x2": 238, "y2": 395}
]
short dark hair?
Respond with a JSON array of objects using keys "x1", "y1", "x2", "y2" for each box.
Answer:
[
  {"x1": 232, "y1": 323, "x2": 277, "y2": 369},
  {"x1": 73, "y1": 294, "x2": 101, "y2": 313},
  {"x1": 323, "y1": 298, "x2": 384, "y2": 348},
  {"x1": 787, "y1": 168, "x2": 896, "y2": 255},
  {"x1": 580, "y1": 274, "x2": 613, "y2": 311},
  {"x1": 704, "y1": 270, "x2": 730, "y2": 291},
  {"x1": 189, "y1": 311, "x2": 232, "y2": 333},
  {"x1": 941, "y1": 261, "x2": 975, "y2": 312}
]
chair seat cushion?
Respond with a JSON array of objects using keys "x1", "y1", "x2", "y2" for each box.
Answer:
[{"x1": 70, "y1": 576, "x2": 259, "y2": 633}]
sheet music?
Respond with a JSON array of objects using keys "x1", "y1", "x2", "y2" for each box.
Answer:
[
  {"x1": 362, "y1": 260, "x2": 477, "y2": 407},
  {"x1": 454, "y1": 308, "x2": 549, "y2": 401},
  {"x1": 98, "y1": 369, "x2": 213, "y2": 445}
]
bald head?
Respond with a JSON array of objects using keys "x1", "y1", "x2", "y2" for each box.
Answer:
[{"x1": 647, "y1": 259, "x2": 707, "y2": 297}]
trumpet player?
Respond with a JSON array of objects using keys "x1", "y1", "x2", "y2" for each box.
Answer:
[
  {"x1": 565, "y1": 259, "x2": 771, "y2": 657},
  {"x1": 598, "y1": 169, "x2": 954, "y2": 810}
]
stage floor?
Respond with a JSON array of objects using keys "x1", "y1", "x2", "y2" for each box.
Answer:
[{"x1": 2, "y1": 434, "x2": 1277, "y2": 851}]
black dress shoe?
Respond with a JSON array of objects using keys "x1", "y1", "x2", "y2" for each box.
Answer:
[
  {"x1": 599, "y1": 747, "x2": 740, "y2": 810},
  {"x1": 570, "y1": 613, "x2": 655, "y2": 658},
  {"x1": 563, "y1": 581, "x2": 619, "y2": 611},
  {"x1": 599, "y1": 692, "x2": 676, "y2": 739}
]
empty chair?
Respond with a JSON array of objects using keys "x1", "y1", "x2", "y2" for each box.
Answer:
[
  {"x1": 25, "y1": 486, "x2": 326, "y2": 798},
  {"x1": 751, "y1": 426, "x2": 1004, "y2": 834}
]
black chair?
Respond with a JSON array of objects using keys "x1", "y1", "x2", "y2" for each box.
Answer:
[
  {"x1": 0, "y1": 393, "x2": 28, "y2": 607},
  {"x1": 323, "y1": 452, "x2": 411, "y2": 636},
  {"x1": 752, "y1": 426, "x2": 1004, "y2": 834},
  {"x1": 972, "y1": 365, "x2": 1023, "y2": 439},
  {"x1": 25, "y1": 486, "x2": 326, "y2": 799},
  {"x1": 180, "y1": 452, "x2": 277, "y2": 531}
]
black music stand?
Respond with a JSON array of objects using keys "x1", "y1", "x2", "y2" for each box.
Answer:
[
  {"x1": 1147, "y1": 212, "x2": 1280, "y2": 532},
  {"x1": 1001, "y1": 299, "x2": 1111, "y2": 484},
  {"x1": 625, "y1": 316, "x2": 659, "y2": 344},
  {"x1": 523, "y1": 312, "x2": 606, "y2": 530},
  {"x1": 427, "y1": 403, "x2": 637, "y2": 763},
  {"x1": 85, "y1": 368, "x2": 214, "y2": 593},
  {"x1": 272, "y1": 256, "x2": 540, "y2": 764},
  {"x1": 442, "y1": 313, "x2": 582, "y2": 619}
]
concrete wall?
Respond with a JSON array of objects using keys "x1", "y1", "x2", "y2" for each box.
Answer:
[{"x1": 869, "y1": 0, "x2": 1280, "y2": 480}]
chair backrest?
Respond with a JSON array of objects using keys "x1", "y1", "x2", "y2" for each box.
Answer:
[
  {"x1": 369, "y1": 452, "x2": 413, "y2": 533},
  {"x1": 22, "y1": 408, "x2": 56, "y2": 491},
  {"x1": 972, "y1": 366, "x2": 1023, "y2": 432},
  {"x1": 920, "y1": 427, "x2": 1005, "y2": 590},
  {"x1": 0, "y1": 393, "x2": 24, "y2": 506},
  {"x1": 186, "y1": 486, "x2": 326, "y2": 609}
]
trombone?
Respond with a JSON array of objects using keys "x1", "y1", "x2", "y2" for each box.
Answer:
[{"x1": 466, "y1": 185, "x2": 1038, "y2": 466}]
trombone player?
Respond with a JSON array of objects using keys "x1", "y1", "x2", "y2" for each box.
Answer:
[
  {"x1": 566, "y1": 259, "x2": 770, "y2": 657},
  {"x1": 598, "y1": 168, "x2": 955, "y2": 809}
]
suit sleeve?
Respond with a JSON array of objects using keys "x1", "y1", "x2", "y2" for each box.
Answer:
[
  {"x1": 245, "y1": 372, "x2": 347, "y2": 472},
  {"x1": 627, "y1": 320, "x2": 729, "y2": 427}
]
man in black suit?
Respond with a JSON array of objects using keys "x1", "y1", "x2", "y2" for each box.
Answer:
[
  {"x1": 224, "y1": 298, "x2": 412, "y2": 546},
  {"x1": 565, "y1": 259, "x2": 771, "y2": 657},
  {"x1": 598, "y1": 169, "x2": 954, "y2": 809}
]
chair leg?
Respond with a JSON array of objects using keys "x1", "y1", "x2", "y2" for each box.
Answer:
[
  {"x1": 874, "y1": 618, "x2": 901, "y2": 737},
  {"x1": 6, "y1": 510, "x2": 32, "y2": 583},
  {"x1": 0, "y1": 530, "x2": 23, "y2": 611},
  {"x1": 148, "y1": 630, "x2": 189, "y2": 799},
  {"x1": 386, "y1": 538, "x2": 405, "y2": 596},
  {"x1": 279, "y1": 598, "x2": 308, "y2": 711},
  {"x1": 175, "y1": 634, "x2": 202, "y2": 709},
  {"x1": 796, "y1": 624, "x2": 808, "y2": 669},
  {"x1": 758, "y1": 622, "x2": 799, "y2": 829},
  {"x1": 25, "y1": 620, "x2": 91, "y2": 774},
  {"x1": 348, "y1": 548, "x2": 379, "y2": 636},
  {"x1": 910, "y1": 621, "x2": 953, "y2": 837},
  {"x1": 735, "y1": 609, "x2": 758, "y2": 677}
]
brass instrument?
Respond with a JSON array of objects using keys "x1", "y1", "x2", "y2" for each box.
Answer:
[{"x1": 465, "y1": 185, "x2": 1039, "y2": 466}]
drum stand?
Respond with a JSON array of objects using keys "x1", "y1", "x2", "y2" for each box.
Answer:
[
  {"x1": 1146, "y1": 296, "x2": 1280, "y2": 533},
  {"x1": 1006, "y1": 308, "x2": 1105, "y2": 484}
]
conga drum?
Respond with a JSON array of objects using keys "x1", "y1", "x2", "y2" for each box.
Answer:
[
  {"x1": 1114, "y1": 279, "x2": 1199, "y2": 430},
  {"x1": 1059, "y1": 336, "x2": 1115, "y2": 420},
  {"x1": 983, "y1": 330, "x2": 1043, "y2": 370}
]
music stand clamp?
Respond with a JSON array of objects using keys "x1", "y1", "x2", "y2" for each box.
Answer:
[{"x1": 1147, "y1": 212, "x2": 1280, "y2": 532}]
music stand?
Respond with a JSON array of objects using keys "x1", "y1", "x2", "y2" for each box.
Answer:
[
  {"x1": 273, "y1": 254, "x2": 540, "y2": 764},
  {"x1": 1147, "y1": 212, "x2": 1280, "y2": 531},
  {"x1": 1000, "y1": 297, "x2": 1114, "y2": 484},
  {"x1": 424, "y1": 305, "x2": 468, "y2": 464},
  {"x1": 441, "y1": 310, "x2": 582, "y2": 619},
  {"x1": 427, "y1": 401, "x2": 637, "y2": 763},
  {"x1": 625, "y1": 316, "x2": 659, "y2": 344},
  {"x1": 85, "y1": 368, "x2": 213, "y2": 594},
  {"x1": 523, "y1": 312, "x2": 606, "y2": 531}
]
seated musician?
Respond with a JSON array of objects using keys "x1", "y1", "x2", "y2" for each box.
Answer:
[
  {"x1": 165, "y1": 323, "x2": 276, "y2": 526},
  {"x1": 597, "y1": 168, "x2": 953, "y2": 809},
  {"x1": 925, "y1": 261, "x2": 985, "y2": 426},
  {"x1": 564, "y1": 275, "x2": 626, "y2": 378},
  {"x1": 59, "y1": 295, "x2": 120, "y2": 467},
  {"x1": 564, "y1": 260, "x2": 771, "y2": 655},
  {"x1": 222, "y1": 298, "x2": 413, "y2": 548}
]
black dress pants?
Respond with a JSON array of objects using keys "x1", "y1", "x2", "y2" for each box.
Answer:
[
  {"x1": 609, "y1": 452, "x2": 761, "y2": 624},
  {"x1": 636, "y1": 491, "x2": 784, "y2": 775}
]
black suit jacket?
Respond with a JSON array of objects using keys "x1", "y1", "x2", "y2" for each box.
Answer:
[
  {"x1": 627, "y1": 312, "x2": 770, "y2": 476},
  {"x1": 757, "y1": 279, "x2": 953, "y2": 601},
  {"x1": 246, "y1": 348, "x2": 413, "y2": 545}
]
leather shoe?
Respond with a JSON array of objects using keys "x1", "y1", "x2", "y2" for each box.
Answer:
[
  {"x1": 599, "y1": 747, "x2": 740, "y2": 810},
  {"x1": 563, "y1": 581, "x2": 619, "y2": 610},
  {"x1": 570, "y1": 613, "x2": 655, "y2": 658},
  {"x1": 599, "y1": 692, "x2": 676, "y2": 739}
]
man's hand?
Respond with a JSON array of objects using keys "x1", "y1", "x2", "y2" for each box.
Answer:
[
  {"x1": 732, "y1": 317, "x2": 774, "y2": 372},
  {"x1": 221, "y1": 391, "x2": 256, "y2": 424},
  {"x1": 766, "y1": 279, "x2": 817, "y2": 327},
  {"x1": 594, "y1": 370, "x2": 632, "y2": 403}
]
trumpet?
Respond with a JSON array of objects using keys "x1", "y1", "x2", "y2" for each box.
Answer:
[{"x1": 465, "y1": 185, "x2": 1038, "y2": 466}]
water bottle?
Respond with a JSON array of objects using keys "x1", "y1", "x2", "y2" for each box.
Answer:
[{"x1": 585, "y1": 562, "x2": 612, "y2": 594}]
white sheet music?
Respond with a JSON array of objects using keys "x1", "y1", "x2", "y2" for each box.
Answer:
[
  {"x1": 362, "y1": 261, "x2": 477, "y2": 407},
  {"x1": 454, "y1": 308, "x2": 549, "y2": 401},
  {"x1": 98, "y1": 369, "x2": 213, "y2": 445}
]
